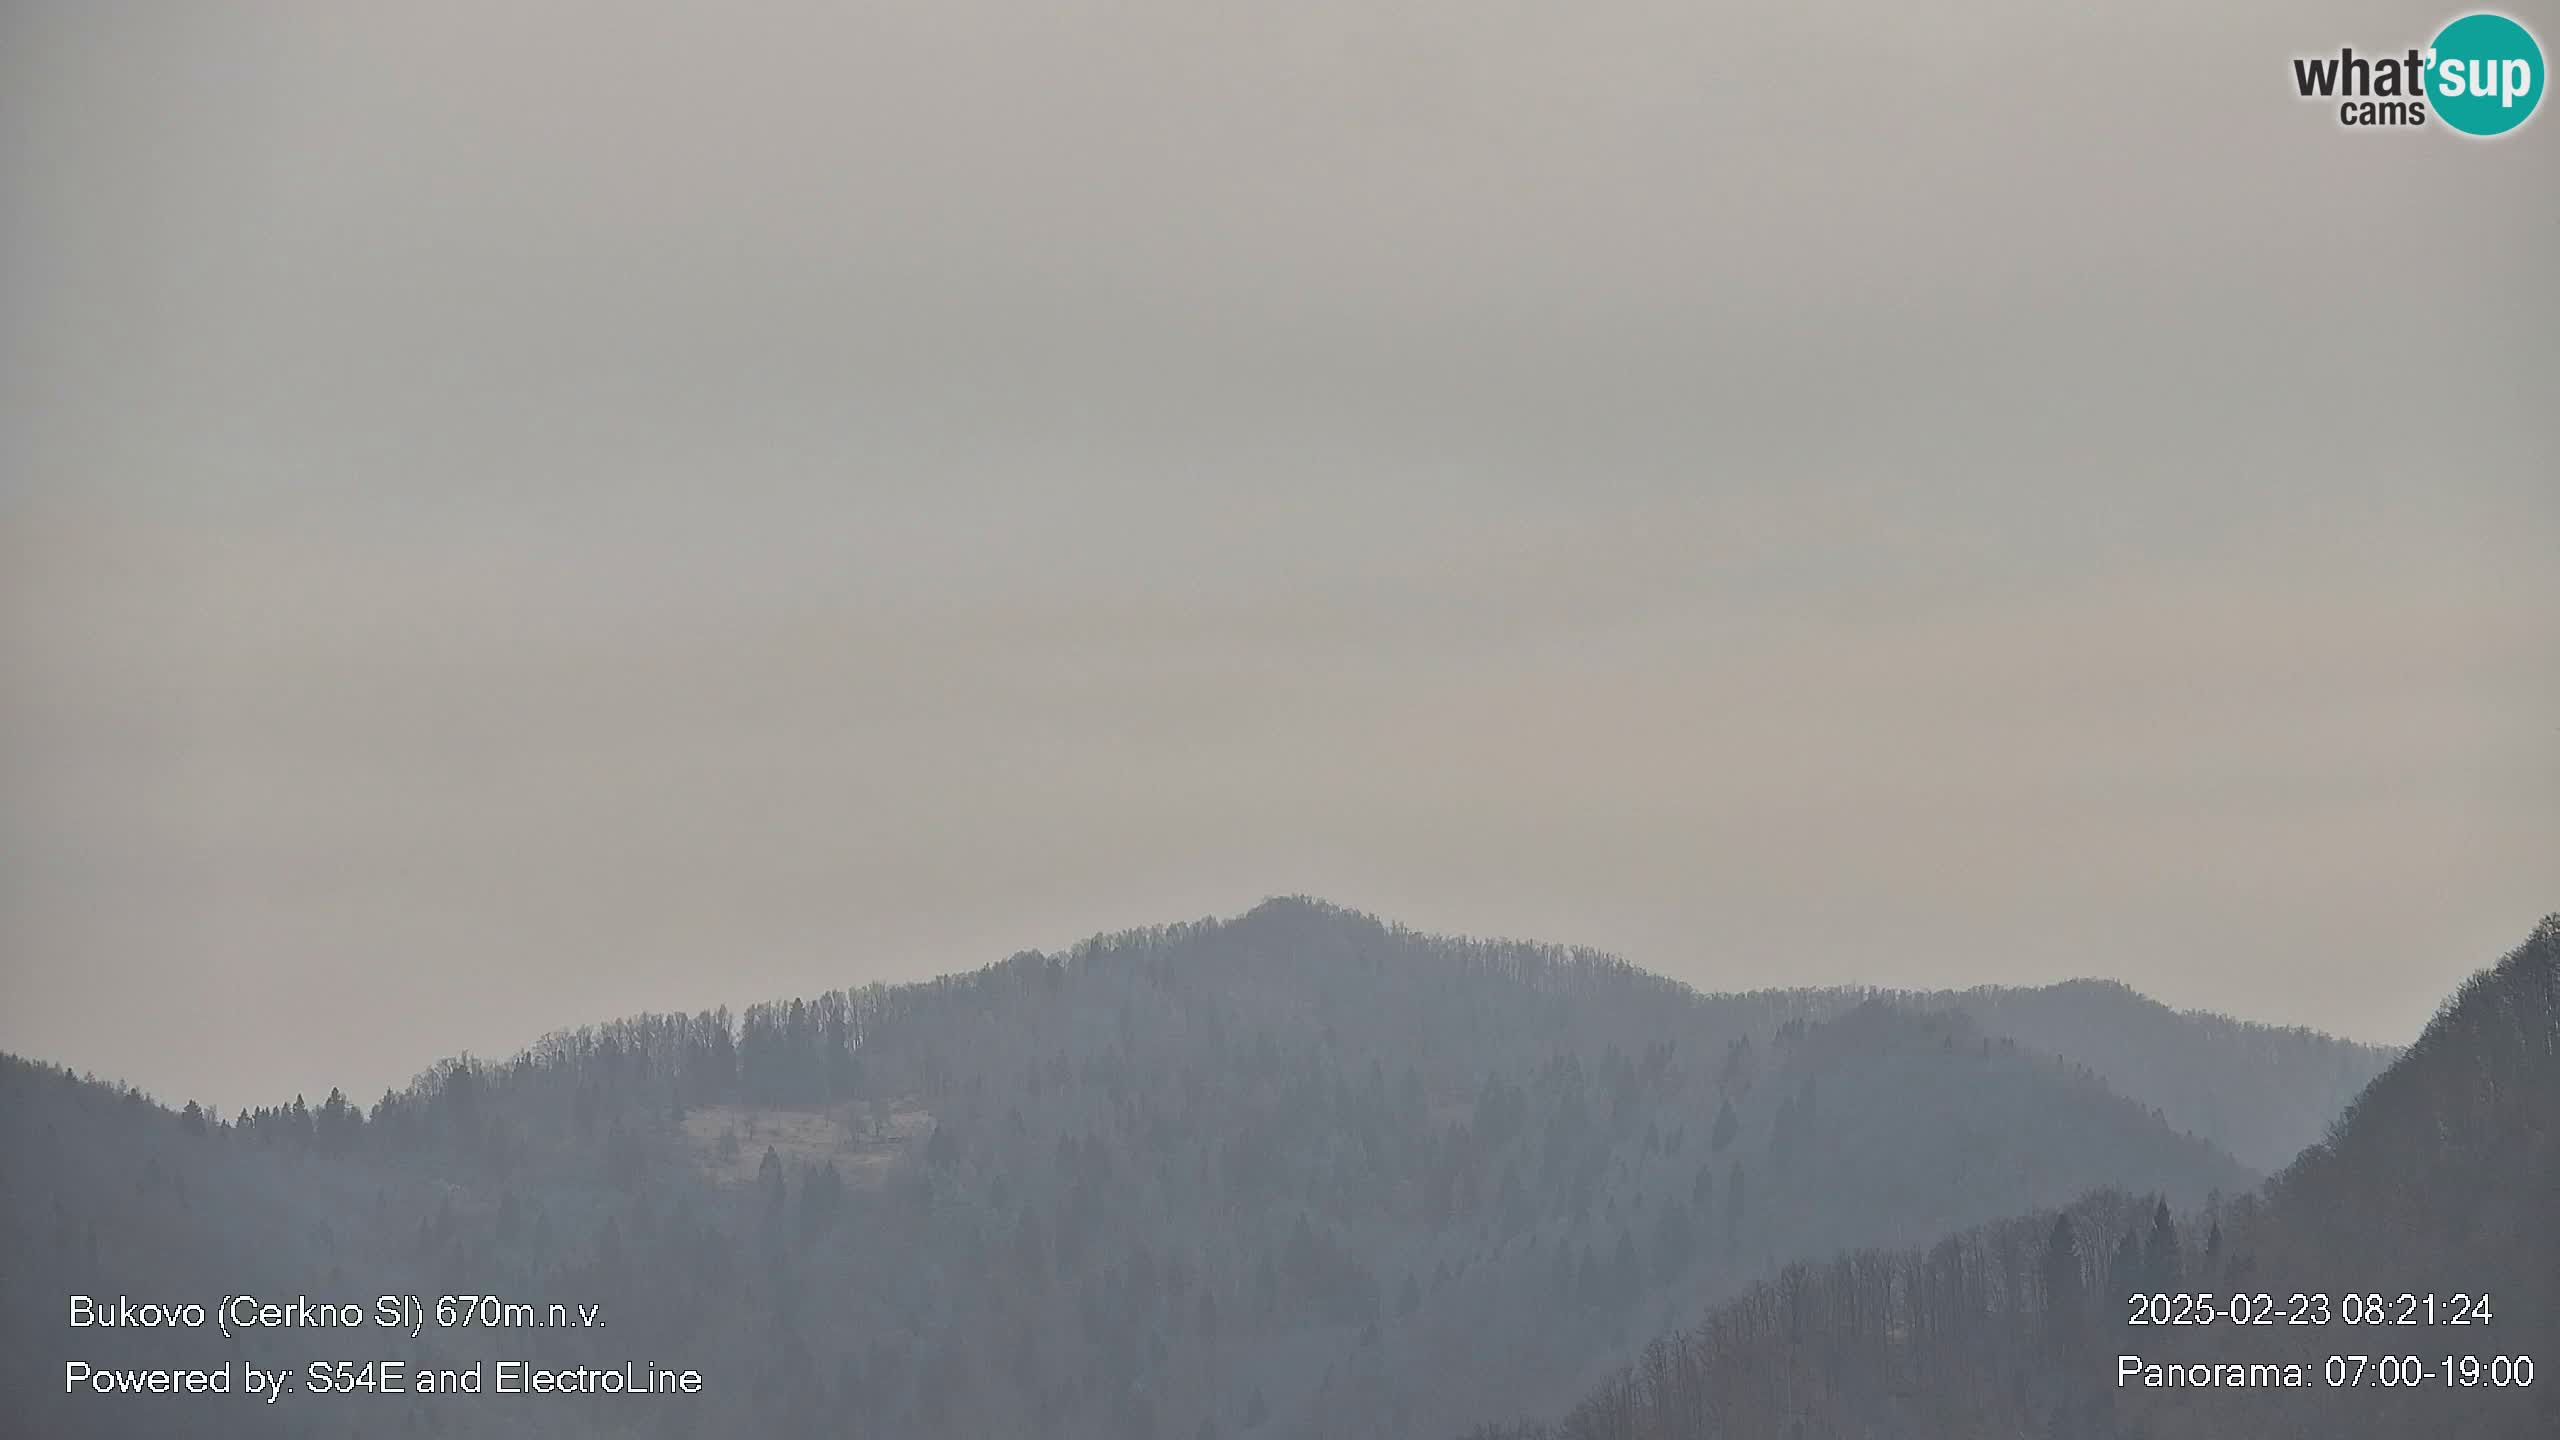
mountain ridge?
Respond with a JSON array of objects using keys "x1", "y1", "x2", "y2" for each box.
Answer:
[
  {"x1": 1458, "y1": 913, "x2": 2559, "y2": 1439},
  {"x1": 3, "y1": 898, "x2": 2403, "y2": 1438}
]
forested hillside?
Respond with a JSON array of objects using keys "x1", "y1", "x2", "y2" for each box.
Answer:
[
  {"x1": 1900, "y1": 979, "x2": 2395, "y2": 1172},
  {"x1": 1464, "y1": 915, "x2": 2558, "y2": 1439},
  {"x1": 4, "y1": 899, "x2": 2387, "y2": 1438}
]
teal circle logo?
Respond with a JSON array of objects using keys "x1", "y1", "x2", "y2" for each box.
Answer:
[{"x1": 2430, "y1": 13, "x2": 2544, "y2": 135}]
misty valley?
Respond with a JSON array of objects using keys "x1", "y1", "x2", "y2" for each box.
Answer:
[
  {"x1": 6, "y1": 900, "x2": 2551, "y2": 1438},
  {"x1": 7, "y1": 0, "x2": 2550, "y2": 1433}
]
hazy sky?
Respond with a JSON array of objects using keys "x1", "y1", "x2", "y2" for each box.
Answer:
[{"x1": 4, "y1": 1, "x2": 2554, "y2": 1110}]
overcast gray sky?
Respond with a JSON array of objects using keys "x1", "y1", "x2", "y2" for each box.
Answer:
[{"x1": 3, "y1": 1, "x2": 2554, "y2": 1111}]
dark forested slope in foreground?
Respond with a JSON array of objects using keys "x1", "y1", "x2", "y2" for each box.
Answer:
[
  {"x1": 1467, "y1": 915, "x2": 2560, "y2": 1440},
  {"x1": 4, "y1": 899, "x2": 2383, "y2": 1438}
]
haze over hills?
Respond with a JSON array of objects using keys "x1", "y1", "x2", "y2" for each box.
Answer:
[
  {"x1": 1462, "y1": 915, "x2": 2560, "y2": 1440},
  {"x1": 4, "y1": 900, "x2": 2399, "y2": 1438},
  {"x1": 1883, "y1": 978, "x2": 2395, "y2": 1173}
]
